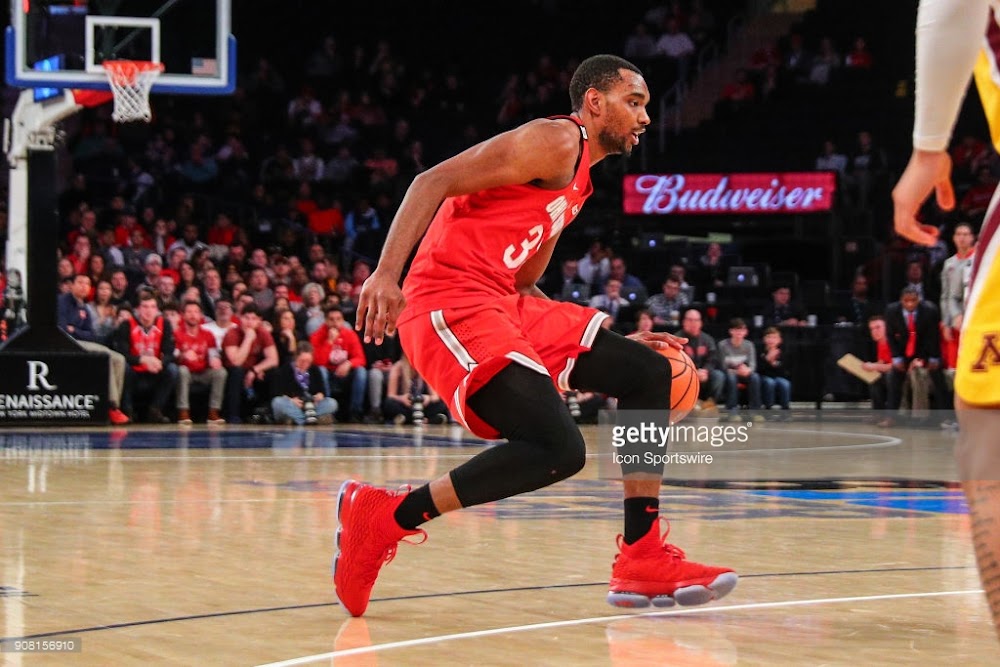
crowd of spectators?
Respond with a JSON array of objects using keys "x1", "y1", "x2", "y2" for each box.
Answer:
[{"x1": 0, "y1": 1, "x2": 991, "y2": 425}]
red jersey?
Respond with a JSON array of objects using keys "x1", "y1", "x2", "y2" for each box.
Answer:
[
  {"x1": 401, "y1": 117, "x2": 593, "y2": 319},
  {"x1": 127, "y1": 314, "x2": 165, "y2": 372},
  {"x1": 175, "y1": 325, "x2": 218, "y2": 373},
  {"x1": 309, "y1": 325, "x2": 367, "y2": 371}
]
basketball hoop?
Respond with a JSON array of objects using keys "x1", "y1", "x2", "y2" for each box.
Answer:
[{"x1": 101, "y1": 60, "x2": 164, "y2": 123}]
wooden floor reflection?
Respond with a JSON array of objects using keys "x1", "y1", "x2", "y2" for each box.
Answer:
[{"x1": 0, "y1": 420, "x2": 995, "y2": 665}]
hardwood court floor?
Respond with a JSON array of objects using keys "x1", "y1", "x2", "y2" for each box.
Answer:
[{"x1": 0, "y1": 420, "x2": 996, "y2": 665}]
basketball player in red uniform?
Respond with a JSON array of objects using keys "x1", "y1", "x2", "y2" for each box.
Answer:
[{"x1": 335, "y1": 55, "x2": 737, "y2": 617}]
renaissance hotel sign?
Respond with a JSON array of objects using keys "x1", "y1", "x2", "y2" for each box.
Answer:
[{"x1": 623, "y1": 172, "x2": 836, "y2": 215}]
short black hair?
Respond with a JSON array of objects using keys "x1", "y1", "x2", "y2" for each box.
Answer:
[{"x1": 569, "y1": 54, "x2": 642, "y2": 111}]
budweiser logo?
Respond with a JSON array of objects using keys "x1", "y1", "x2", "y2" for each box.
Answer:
[{"x1": 623, "y1": 172, "x2": 835, "y2": 215}]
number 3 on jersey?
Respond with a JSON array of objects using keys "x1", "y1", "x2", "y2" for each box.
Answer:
[{"x1": 502, "y1": 196, "x2": 569, "y2": 270}]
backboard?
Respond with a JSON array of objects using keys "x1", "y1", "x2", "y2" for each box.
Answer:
[{"x1": 6, "y1": 0, "x2": 234, "y2": 95}]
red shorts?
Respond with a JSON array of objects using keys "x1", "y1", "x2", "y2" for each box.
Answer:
[{"x1": 397, "y1": 295, "x2": 608, "y2": 438}]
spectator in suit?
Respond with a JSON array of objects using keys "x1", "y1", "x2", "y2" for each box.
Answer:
[
  {"x1": 271, "y1": 342, "x2": 338, "y2": 425},
  {"x1": 679, "y1": 308, "x2": 725, "y2": 407},
  {"x1": 762, "y1": 286, "x2": 807, "y2": 327},
  {"x1": 589, "y1": 279, "x2": 631, "y2": 329},
  {"x1": 884, "y1": 287, "x2": 950, "y2": 425},
  {"x1": 58, "y1": 274, "x2": 129, "y2": 424},
  {"x1": 544, "y1": 259, "x2": 588, "y2": 300}
]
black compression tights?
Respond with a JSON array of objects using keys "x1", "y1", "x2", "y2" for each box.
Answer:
[{"x1": 451, "y1": 329, "x2": 671, "y2": 507}]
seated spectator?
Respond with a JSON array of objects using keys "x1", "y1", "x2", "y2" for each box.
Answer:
[
  {"x1": 271, "y1": 342, "x2": 338, "y2": 425},
  {"x1": 589, "y1": 279, "x2": 631, "y2": 328},
  {"x1": 655, "y1": 17, "x2": 695, "y2": 70},
  {"x1": 762, "y1": 286, "x2": 806, "y2": 327},
  {"x1": 247, "y1": 267, "x2": 275, "y2": 312},
  {"x1": 623, "y1": 23, "x2": 657, "y2": 59},
  {"x1": 310, "y1": 307, "x2": 368, "y2": 422},
  {"x1": 815, "y1": 139, "x2": 848, "y2": 176},
  {"x1": 959, "y1": 166, "x2": 997, "y2": 221},
  {"x1": 634, "y1": 309, "x2": 655, "y2": 334},
  {"x1": 297, "y1": 282, "x2": 327, "y2": 337},
  {"x1": 114, "y1": 292, "x2": 178, "y2": 423},
  {"x1": 758, "y1": 327, "x2": 792, "y2": 412},
  {"x1": 844, "y1": 36, "x2": 873, "y2": 69},
  {"x1": 200, "y1": 267, "x2": 229, "y2": 315},
  {"x1": 383, "y1": 354, "x2": 449, "y2": 425},
  {"x1": 695, "y1": 242, "x2": 728, "y2": 291},
  {"x1": 861, "y1": 315, "x2": 894, "y2": 416},
  {"x1": 604, "y1": 256, "x2": 646, "y2": 294},
  {"x1": 835, "y1": 273, "x2": 881, "y2": 325},
  {"x1": 544, "y1": 258, "x2": 588, "y2": 299},
  {"x1": 223, "y1": 303, "x2": 279, "y2": 423},
  {"x1": 204, "y1": 298, "x2": 238, "y2": 349},
  {"x1": 578, "y1": 240, "x2": 611, "y2": 287},
  {"x1": 669, "y1": 264, "x2": 694, "y2": 301},
  {"x1": 58, "y1": 274, "x2": 129, "y2": 424},
  {"x1": 782, "y1": 32, "x2": 813, "y2": 85},
  {"x1": 808, "y1": 36, "x2": 841, "y2": 86},
  {"x1": 174, "y1": 300, "x2": 227, "y2": 425},
  {"x1": 717, "y1": 69, "x2": 756, "y2": 115},
  {"x1": 645, "y1": 276, "x2": 689, "y2": 328},
  {"x1": 885, "y1": 287, "x2": 950, "y2": 425},
  {"x1": 902, "y1": 259, "x2": 936, "y2": 303},
  {"x1": 207, "y1": 212, "x2": 238, "y2": 247},
  {"x1": 718, "y1": 318, "x2": 762, "y2": 415},
  {"x1": 679, "y1": 308, "x2": 725, "y2": 407},
  {"x1": 364, "y1": 331, "x2": 403, "y2": 423},
  {"x1": 273, "y1": 307, "x2": 301, "y2": 365},
  {"x1": 843, "y1": 130, "x2": 888, "y2": 211},
  {"x1": 89, "y1": 279, "x2": 119, "y2": 344}
]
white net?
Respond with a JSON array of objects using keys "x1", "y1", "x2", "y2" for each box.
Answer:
[{"x1": 101, "y1": 60, "x2": 164, "y2": 123}]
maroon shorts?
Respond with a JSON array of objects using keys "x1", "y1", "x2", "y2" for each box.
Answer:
[{"x1": 398, "y1": 294, "x2": 608, "y2": 438}]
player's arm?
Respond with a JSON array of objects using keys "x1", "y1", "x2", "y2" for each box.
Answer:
[
  {"x1": 894, "y1": 0, "x2": 990, "y2": 245},
  {"x1": 357, "y1": 119, "x2": 581, "y2": 342},
  {"x1": 514, "y1": 232, "x2": 562, "y2": 299}
]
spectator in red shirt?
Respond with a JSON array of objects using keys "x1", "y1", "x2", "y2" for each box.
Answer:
[
  {"x1": 222, "y1": 303, "x2": 279, "y2": 423},
  {"x1": 845, "y1": 36, "x2": 873, "y2": 69},
  {"x1": 174, "y1": 300, "x2": 227, "y2": 425},
  {"x1": 862, "y1": 315, "x2": 894, "y2": 415},
  {"x1": 309, "y1": 306, "x2": 368, "y2": 421},
  {"x1": 960, "y1": 166, "x2": 998, "y2": 220},
  {"x1": 207, "y1": 212, "x2": 238, "y2": 247}
]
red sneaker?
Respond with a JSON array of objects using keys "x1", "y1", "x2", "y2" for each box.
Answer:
[
  {"x1": 333, "y1": 480, "x2": 426, "y2": 617},
  {"x1": 607, "y1": 520, "x2": 737, "y2": 608},
  {"x1": 108, "y1": 408, "x2": 131, "y2": 425}
]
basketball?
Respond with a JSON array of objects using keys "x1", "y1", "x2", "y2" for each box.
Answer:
[{"x1": 658, "y1": 346, "x2": 699, "y2": 424}]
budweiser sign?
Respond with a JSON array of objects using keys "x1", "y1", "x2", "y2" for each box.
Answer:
[{"x1": 623, "y1": 172, "x2": 836, "y2": 215}]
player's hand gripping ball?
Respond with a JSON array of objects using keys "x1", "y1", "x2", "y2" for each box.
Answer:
[{"x1": 658, "y1": 346, "x2": 699, "y2": 424}]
